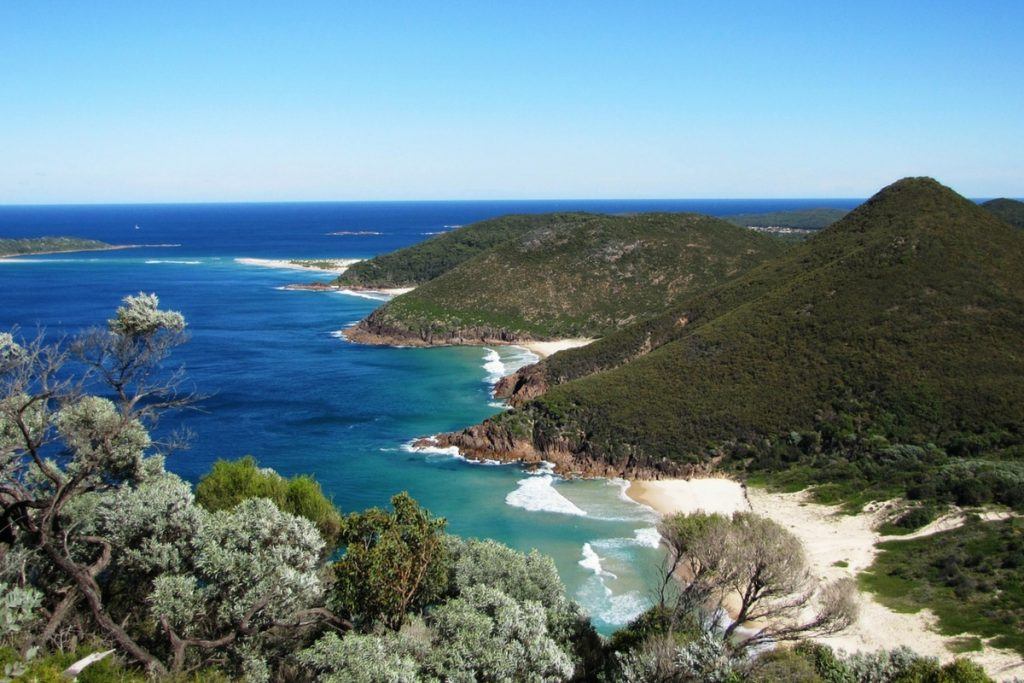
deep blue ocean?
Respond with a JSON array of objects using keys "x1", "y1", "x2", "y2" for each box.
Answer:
[{"x1": 0, "y1": 198, "x2": 861, "y2": 633}]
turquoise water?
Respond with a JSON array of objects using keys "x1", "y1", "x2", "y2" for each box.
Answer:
[{"x1": 0, "y1": 200, "x2": 861, "y2": 632}]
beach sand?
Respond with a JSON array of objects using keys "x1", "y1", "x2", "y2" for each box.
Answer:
[
  {"x1": 626, "y1": 478, "x2": 748, "y2": 516},
  {"x1": 519, "y1": 338, "x2": 596, "y2": 359},
  {"x1": 234, "y1": 257, "x2": 361, "y2": 274},
  {"x1": 626, "y1": 479, "x2": 1023, "y2": 679}
]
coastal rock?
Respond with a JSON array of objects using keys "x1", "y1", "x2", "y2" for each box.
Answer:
[
  {"x1": 421, "y1": 420, "x2": 710, "y2": 480},
  {"x1": 344, "y1": 311, "x2": 540, "y2": 349},
  {"x1": 493, "y1": 362, "x2": 549, "y2": 405}
]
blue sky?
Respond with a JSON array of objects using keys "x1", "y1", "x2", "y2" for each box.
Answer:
[{"x1": 1, "y1": 1, "x2": 1021, "y2": 202}]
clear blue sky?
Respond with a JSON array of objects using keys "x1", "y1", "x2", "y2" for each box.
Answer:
[{"x1": 1, "y1": 1, "x2": 1021, "y2": 202}]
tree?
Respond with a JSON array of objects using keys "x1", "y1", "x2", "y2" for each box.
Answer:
[
  {"x1": 0, "y1": 295, "x2": 350, "y2": 676},
  {"x1": 658, "y1": 511, "x2": 857, "y2": 652},
  {"x1": 332, "y1": 492, "x2": 449, "y2": 630}
]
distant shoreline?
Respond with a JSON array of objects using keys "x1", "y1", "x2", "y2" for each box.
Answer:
[{"x1": 0, "y1": 243, "x2": 179, "y2": 259}]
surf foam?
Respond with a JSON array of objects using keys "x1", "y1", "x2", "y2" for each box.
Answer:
[
  {"x1": 505, "y1": 469, "x2": 587, "y2": 516},
  {"x1": 579, "y1": 543, "x2": 618, "y2": 580}
]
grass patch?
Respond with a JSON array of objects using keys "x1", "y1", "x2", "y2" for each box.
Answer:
[
  {"x1": 947, "y1": 636, "x2": 983, "y2": 654},
  {"x1": 860, "y1": 517, "x2": 1024, "y2": 655},
  {"x1": 832, "y1": 560, "x2": 849, "y2": 568}
]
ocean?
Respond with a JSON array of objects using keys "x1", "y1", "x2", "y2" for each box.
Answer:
[{"x1": 0, "y1": 198, "x2": 861, "y2": 633}]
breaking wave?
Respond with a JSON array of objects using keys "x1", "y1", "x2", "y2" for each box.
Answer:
[{"x1": 505, "y1": 466, "x2": 587, "y2": 516}]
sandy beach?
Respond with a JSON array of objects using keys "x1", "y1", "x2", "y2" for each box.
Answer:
[
  {"x1": 332, "y1": 286, "x2": 415, "y2": 301},
  {"x1": 626, "y1": 478, "x2": 1023, "y2": 679},
  {"x1": 234, "y1": 257, "x2": 361, "y2": 274},
  {"x1": 519, "y1": 338, "x2": 596, "y2": 359}
]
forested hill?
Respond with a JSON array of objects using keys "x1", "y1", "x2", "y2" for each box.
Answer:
[
  {"x1": 0, "y1": 236, "x2": 112, "y2": 257},
  {"x1": 333, "y1": 214, "x2": 570, "y2": 288},
  {"x1": 438, "y1": 178, "x2": 1024, "y2": 483},
  {"x1": 722, "y1": 207, "x2": 849, "y2": 229},
  {"x1": 982, "y1": 197, "x2": 1024, "y2": 229},
  {"x1": 345, "y1": 213, "x2": 784, "y2": 345}
]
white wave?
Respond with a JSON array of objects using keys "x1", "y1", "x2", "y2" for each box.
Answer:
[
  {"x1": 482, "y1": 348, "x2": 505, "y2": 385},
  {"x1": 480, "y1": 346, "x2": 540, "y2": 395},
  {"x1": 333, "y1": 289, "x2": 392, "y2": 301},
  {"x1": 594, "y1": 590, "x2": 649, "y2": 625},
  {"x1": 579, "y1": 543, "x2": 618, "y2": 580},
  {"x1": 443, "y1": 224, "x2": 463, "y2": 228},
  {"x1": 400, "y1": 439, "x2": 503, "y2": 466},
  {"x1": 632, "y1": 526, "x2": 662, "y2": 548},
  {"x1": 421, "y1": 231, "x2": 446, "y2": 235},
  {"x1": 145, "y1": 259, "x2": 201, "y2": 265},
  {"x1": 488, "y1": 401, "x2": 511, "y2": 410},
  {"x1": 505, "y1": 472, "x2": 587, "y2": 516},
  {"x1": 400, "y1": 440, "x2": 461, "y2": 458}
]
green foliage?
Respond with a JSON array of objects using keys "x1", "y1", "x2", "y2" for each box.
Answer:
[
  {"x1": 336, "y1": 214, "x2": 561, "y2": 288},
  {"x1": 0, "y1": 646, "x2": 150, "y2": 682},
  {"x1": 722, "y1": 207, "x2": 848, "y2": 229},
  {"x1": 792, "y1": 642, "x2": 851, "y2": 683},
  {"x1": 295, "y1": 631, "x2": 423, "y2": 683},
  {"x1": 860, "y1": 517, "x2": 1024, "y2": 656},
  {"x1": 332, "y1": 493, "x2": 449, "y2": 630},
  {"x1": 356, "y1": 212, "x2": 783, "y2": 341},
  {"x1": 449, "y1": 538, "x2": 603, "y2": 678},
  {"x1": 425, "y1": 584, "x2": 574, "y2": 682},
  {"x1": 195, "y1": 456, "x2": 343, "y2": 549},
  {"x1": 746, "y1": 647, "x2": 822, "y2": 683},
  {"x1": 0, "y1": 583, "x2": 41, "y2": 644},
  {"x1": 0, "y1": 236, "x2": 112, "y2": 257},
  {"x1": 982, "y1": 197, "x2": 1024, "y2": 229}
]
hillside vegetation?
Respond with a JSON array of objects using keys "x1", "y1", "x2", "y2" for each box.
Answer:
[
  {"x1": 333, "y1": 214, "x2": 566, "y2": 288},
  {"x1": 982, "y1": 197, "x2": 1024, "y2": 229},
  {"x1": 441, "y1": 179, "x2": 1024, "y2": 490},
  {"x1": 722, "y1": 207, "x2": 848, "y2": 229},
  {"x1": 347, "y1": 213, "x2": 784, "y2": 345},
  {"x1": 0, "y1": 235, "x2": 112, "y2": 257}
]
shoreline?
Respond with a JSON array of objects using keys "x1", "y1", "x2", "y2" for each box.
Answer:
[
  {"x1": 341, "y1": 327, "x2": 594, "y2": 358},
  {"x1": 0, "y1": 243, "x2": 179, "y2": 259},
  {"x1": 625, "y1": 478, "x2": 1023, "y2": 677}
]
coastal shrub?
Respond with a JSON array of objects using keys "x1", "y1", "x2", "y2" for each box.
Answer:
[
  {"x1": 195, "y1": 455, "x2": 343, "y2": 550},
  {"x1": 450, "y1": 538, "x2": 602, "y2": 677},
  {"x1": 296, "y1": 631, "x2": 423, "y2": 682},
  {"x1": 332, "y1": 492, "x2": 449, "y2": 630},
  {"x1": 746, "y1": 647, "x2": 823, "y2": 683},
  {"x1": 793, "y1": 642, "x2": 852, "y2": 683},
  {"x1": 844, "y1": 646, "x2": 935, "y2": 682},
  {"x1": 424, "y1": 584, "x2": 574, "y2": 682}
]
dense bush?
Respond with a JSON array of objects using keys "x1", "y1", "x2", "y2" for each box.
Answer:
[{"x1": 195, "y1": 455, "x2": 343, "y2": 551}]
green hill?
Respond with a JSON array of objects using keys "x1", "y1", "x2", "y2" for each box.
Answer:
[
  {"x1": 722, "y1": 207, "x2": 849, "y2": 229},
  {"x1": 346, "y1": 213, "x2": 784, "y2": 345},
  {"x1": 0, "y1": 236, "x2": 113, "y2": 257},
  {"x1": 982, "y1": 197, "x2": 1024, "y2": 229},
  {"x1": 333, "y1": 214, "x2": 568, "y2": 288},
  {"x1": 440, "y1": 178, "x2": 1024, "y2": 491}
]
